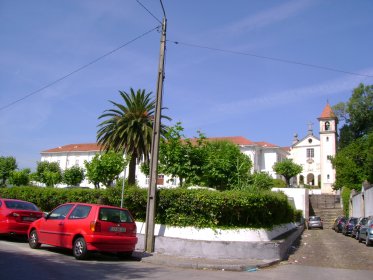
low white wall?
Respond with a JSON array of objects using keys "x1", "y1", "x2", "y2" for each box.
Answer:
[
  {"x1": 136, "y1": 222, "x2": 298, "y2": 242},
  {"x1": 271, "y1": 188, "x2": 309, "y2": 219}
]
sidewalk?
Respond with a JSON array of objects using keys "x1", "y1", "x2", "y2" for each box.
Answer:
[
  {"x1": 132, "y1": 225, "x2": 304, "y2": 271},
  {"x1": 133, "y1": 251, "x2": 281, "y2": 271}
]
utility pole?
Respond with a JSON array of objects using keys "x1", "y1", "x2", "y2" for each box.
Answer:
[{"x1": 145, "y1": 14, "x2": 167, "y2": 253}]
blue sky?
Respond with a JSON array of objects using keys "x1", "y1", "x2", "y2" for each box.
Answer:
[{"x1": 1, "y1": 0, "x2": 373, "y2": 170}]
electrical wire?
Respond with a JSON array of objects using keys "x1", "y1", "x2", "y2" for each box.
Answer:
[
  {"x1": 168, "y1": 40, "x2": 373, "y2": 79},
  {"x1": 0, "y1": 26, "x2": 160, "y2": 112},
  {"x1": 135, "y1": 0, "x2": 162, "y2": 24}
]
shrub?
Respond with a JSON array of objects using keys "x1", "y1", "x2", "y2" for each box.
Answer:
[{"x1": 0, "y1": 186, "x2": 298, "y2": 229}]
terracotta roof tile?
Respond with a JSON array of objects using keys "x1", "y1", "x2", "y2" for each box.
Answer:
[
  {"x1": 205, "y1": 136, "x2": 255, "y2": 145},
  {"x1": 319, "y1": 103, "x2": 336, "y2": 119},
  {"x1": 42, "y1": 143, "x2": 103, "y2": 153},
  {"x1": 254, "y1": 141, "x2": 279, "y2": 148}
]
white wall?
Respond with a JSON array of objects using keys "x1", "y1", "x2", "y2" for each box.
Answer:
[{"x1": 272, "y1": 188, "x2": 309, "y2": 218}]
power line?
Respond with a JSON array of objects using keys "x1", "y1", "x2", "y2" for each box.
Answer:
[
  {"x1": 135, "y1": 0, "x2": 162, "y2": 24},
  {"x1": 168, "y1": 40, "x2": 373, "y2": 79},
  {"x1": 0, "y1": 26, "x2": 160, "y2": 112}
]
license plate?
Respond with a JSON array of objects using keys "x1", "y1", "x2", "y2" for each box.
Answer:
[
  {"x1": 109, "y1": 226, "x2": 126, "y2": 232},
  {"x1": 22, "y1": 216, "x2": 37, "y2": 221}
]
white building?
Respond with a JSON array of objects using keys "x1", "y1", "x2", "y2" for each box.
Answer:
[
  {"x1": 289, "y1": 103, "x2": 338, "y2": 194},
  {"x1": 40, "y1": 105, "x2": 337, "y2": 192},
  {"x1": 40, "y1": 136, "x2": 288, "y2": 188}
]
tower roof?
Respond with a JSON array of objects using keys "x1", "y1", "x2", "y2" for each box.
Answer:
[{"x1": 319, "y1": 103, "x2": 337, "y2": 119}]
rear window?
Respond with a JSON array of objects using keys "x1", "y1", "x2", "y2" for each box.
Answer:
[
  {"x1": 5, "y1": 200, "x2": 39, "y2": 211},
  {"x1": 98, "y1": 208, "x2": 134, "y2": 223},
  {"x1": 309, "y1": 216, "x2": 321, "y2": 221}
]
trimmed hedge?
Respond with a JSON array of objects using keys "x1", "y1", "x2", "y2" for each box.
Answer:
[{"x1": 0, "y1": 186, "x2": 299, "y2": 229}]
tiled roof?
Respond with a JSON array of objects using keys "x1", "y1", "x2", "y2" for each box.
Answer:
[
  {"x1": 41, "y1": 137, "x2": 282, "y2": 154},
  {"x1": 319, "y1": 103, "x2": 336, "y2": 119},
  {"x1": 204, "y1": 136, "x2": 256, "y2": 145},
  {"x1": 254, "y1": 141, "x2": 279, "y2": 148},
  {"x1": 41, "y1": 143, "x2": 103, "y2": 153}
]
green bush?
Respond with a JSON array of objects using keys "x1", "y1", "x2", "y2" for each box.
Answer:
[
  {"x1": 0, "y1": 186, "x2": 298, "y2": 229},
  {"x1": 341, "y1": 187, "x2": 351, "y2": 217}
]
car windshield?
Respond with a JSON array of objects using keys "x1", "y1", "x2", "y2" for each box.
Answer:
[
  {"x1": 350, "y1": 218, "x2": 358, "y2": 224},
  {"x1": 309, "y1": 216, "x2": 321, "y2": 221},
  {"x1": 4, "y1": 200, "x2": 39, "y2": 211},
  {"x1": 98, "y1": 208, "x2": 134, "y2": 223}
]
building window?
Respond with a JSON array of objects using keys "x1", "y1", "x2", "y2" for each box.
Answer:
[
  {"x1": 75, "y1": 160, "x2": 79, "y2": 166},
  {"x1": 326, "y1": 137, "x2": 329, "y2": 142},
  {"x1": 306, "y1": 148, "x2": 314, "y2": 158},
  {"x1": 325, "y1": 121, "x2": 330, "y2": 131},
  {"x1": 327, "y1": 174, "x2": 330, "y2": 180}
]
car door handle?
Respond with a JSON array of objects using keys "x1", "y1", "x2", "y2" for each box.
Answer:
[{"x1": 58, "y1": 223, "x2": 64, "y2": 226}]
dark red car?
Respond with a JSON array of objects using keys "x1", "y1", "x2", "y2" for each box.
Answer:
[
  {"x1": 28, "y1": 203, "x2": 138, "y2": 260},
  {"x1": 0, "y1": 198, "x2": 43, "y2": 236}
]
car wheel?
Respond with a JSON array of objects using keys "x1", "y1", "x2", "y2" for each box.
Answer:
[
  {"x1": 28, "y1": 229, "x2": 41, "y2": 249},
  {"x1": 365, "y1": 235, "x2": 371, "y2": 247},
  {"x1": 73, "y1": 237, "x2": 89, "y2": 260}
]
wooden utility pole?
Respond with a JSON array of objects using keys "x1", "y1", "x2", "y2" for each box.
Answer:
[{"x1": 145, "y1": 16, "x2": 167, "y2": 253}]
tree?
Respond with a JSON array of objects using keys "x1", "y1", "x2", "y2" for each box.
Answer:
[
  {"x1": 157, "y1": 123, "x2": 205, "y2": 187},
  {"x1": 333, "y1": 83, "x2": 373, "y2": 148},
  {"x1": 35, "y1": 161, "x2": 62, "y2": 187},
  {"x1": 9, "y1": 168, "x2": 31, "y2": 186},
  {"x1": 0, "y1": 156, "x2": 17, "y2": 187},
  {"x1": 250, "y1": 171, "x2": 274, "y2": 190},
  {"x1": 199, "y1": 140, "x2": 252, "y2": 190},
  {"x1": 97, "y1": 88, "x2": 171, "y2": 185},
  {"x1": 273, "y1": 159, "x2": 303, "y2": 186},
  {"x1": 85, "y1": 151, "x2": 126, "y2": 189},
  {"x1": 63, "y1": 166, "x2": 85, "y2": 187},
  {"x1": 331, "y1": 132, "x2": 373, "y2": 189}
]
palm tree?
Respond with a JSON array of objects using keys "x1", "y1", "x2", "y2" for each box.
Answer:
[{"x1": 97, "y1": 88, "x2": 171, "y2": 185}]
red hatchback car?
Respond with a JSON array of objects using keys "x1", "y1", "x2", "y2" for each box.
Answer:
[
  {"x1": 28, "y1": 203, "x2": 138, "y2": 260},
  {"x1": 0, "y1": 198, "x2": 43, "y2": 236}
]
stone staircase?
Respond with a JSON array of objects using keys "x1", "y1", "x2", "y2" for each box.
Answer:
[{"x1": 309, "y1": 194, "x2": 343, "y2": 229}]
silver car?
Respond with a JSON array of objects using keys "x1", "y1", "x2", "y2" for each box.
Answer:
[
  {"x1": 307, "y1": 216, "x2": 323, "y2": 230},
  {"x1": 359, "y1": 217, "x2": 373, "y2": 246}
]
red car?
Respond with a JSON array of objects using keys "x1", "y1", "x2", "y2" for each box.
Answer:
[
  {"x1": 28, "y1": 203, "x2": 138, "y2": 260},
  {"x1": 0, "y1": 198, "x2": 43, "y2": 236}
]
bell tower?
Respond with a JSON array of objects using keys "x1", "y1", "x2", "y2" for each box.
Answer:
[{"x1": 318, "y1": 103, "x2": 338, "y2": 193}]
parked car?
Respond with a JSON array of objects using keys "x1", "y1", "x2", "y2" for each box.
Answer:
[
  {"x1": 358, "y1": 217, "x2": 373, "y2": 246},
  {"x1": 307, "y1": 216, "x2": 323, "y2": 229},
  {"x1": 352, "y1": 217, "x2": 368, "y2": 240},
  {"x1": 332, "y1": 216, "x2": 346, "y2": 233},
  {"x1": 0, "y1": 198, "x2": 43, "y2": 236},
  {"x1": 342, "y1": 217, "x2": 358, "y2": 236},
  {"x1": 28, "y1": 203, "x2": 138, "y2": 260}
]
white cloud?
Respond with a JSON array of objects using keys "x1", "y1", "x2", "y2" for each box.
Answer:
[{"x1": 218, "y1": 0, "x2": 315, "y2": 35}]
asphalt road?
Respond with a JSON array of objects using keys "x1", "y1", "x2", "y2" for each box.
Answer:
[
  {"x1": 1, "y1": 229, "x2": 372, "y2": 280},
  {"x1": 285, "y1": 227, "x2": 373, "y2": 270}
]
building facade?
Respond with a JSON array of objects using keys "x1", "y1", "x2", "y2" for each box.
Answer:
[
  {"x1": 40, "y1": 137, "x2": 288, "y2": 189},
  {"x1": 41, "y1": 104, "x2": 336, "y2": 191},
  {"x1": 289, "y1": 103, "x2": 338, "y2": 193}
]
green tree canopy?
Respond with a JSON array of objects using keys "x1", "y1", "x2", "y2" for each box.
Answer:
[
  {"x1": 157, "y1": 123, "x2": 206, "y2": 187},
  {"x1": 9, "y1": 168, "x2": 30, "y2": 186},
  {"x1": 97, "y1": 88, "x2": 171, "y2": 185},
  {"x1": 331, "y1": 132, "x2": 373, "y2": 190},
  {"x1": 35, "y1": 161, "x2": 62, "y2": 187},
  {"x1": 84, "y1": 151, "x2": 126, "y2": 189},
  {"x1": 200, "y1": 140, "x2": 252, "y2": 190},
  {"x1": 333, "y1": 83, "x2": 373, "y2": 148},
  {"x1": 0, "y1": 156, "x2": 17, "y2": 187},
  {"x1": 273, "y1": 159, "x2": 303, "y2": 186},
  {"x1": 63, "y1": 166, "x2": 85, "y2": 187}
]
